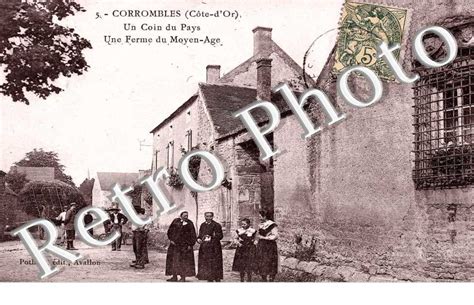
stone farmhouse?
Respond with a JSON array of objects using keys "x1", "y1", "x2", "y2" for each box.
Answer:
[
  {"x1": 149, "y1": 26, "x2": 309, "y2": 234},
  {"x1": 150, "y1": 0, "x2": 473, "y2": 281},
  {"x1": 274, "y1": 0, "x2": 473, "y2": 281}
]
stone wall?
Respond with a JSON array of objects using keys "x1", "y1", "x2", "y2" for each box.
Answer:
[
  {"x1": 195, "y1": 138, "x2": 234, "y2": 235},
  {"x1": 193, "y1": 100, "x2": 233, "y2": 233},
  {"x1": 223, "y1": 52, "x2": 307, "y2": 92},
  {"x1": 0, "y1": 192, "x2": 23, "y2": 241},
  {"x1": 274, "y1": 115, "x2": 312, "y2": 255},
  {"x1": 273, "y1": 0, "x2": 474, "y2": 281},
  {"x1": 281, "y1": 255, "x2": 404, "y2": 282},
  {"x1": 152, "y1": 98, "x2": 200, "y2": 171},
  {"x1": 196, "y1": 137, "x2": 269, "y2": 238},
  {"x1": 234, "y1": 141, "x2": 265, "y2": 229}
]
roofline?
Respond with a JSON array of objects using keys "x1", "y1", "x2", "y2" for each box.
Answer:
[
  {"x1": 197, "y1": 83, "x2": 217, "y2": 142},
  {"x1": 149, "y1": 94, "x2": 198, "y2": 134},
  {"x1": 271, "y1": 42, "x2": 317, "y2": 88},
  {"x1": 215, "y1": 101, "x2": 297, "y2": 142},
  {"x1": 314, "y1": 44, "x2": 337, "y2": 87},
  {"x1": 149, "y1": 38, "x2": 320, "y2": 136},
  {"x1": 209, "y1": 85, "x2": 303, "y2": 141}
]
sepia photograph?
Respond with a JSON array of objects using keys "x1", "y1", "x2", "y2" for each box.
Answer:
[{"x1": 0, "y1": 0, "x2": 472, "y2": 300}]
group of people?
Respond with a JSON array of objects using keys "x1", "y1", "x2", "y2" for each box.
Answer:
[
  {"x1": 54, "y1": 202, "x2": 93, "y2": 250},
  {"x1": 166, "y1": 209, "x2": 279, "y2": 282},
  {"x1": 55, "y1": 203, "x2": 279, "y2": 282},
  {"x1": 104, "y1": 205, "x2": 150, "y2": 269}
]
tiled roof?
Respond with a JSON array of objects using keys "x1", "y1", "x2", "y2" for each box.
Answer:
[
  {"x1": 198, "y1": 83, "x2": 293, "y2": 139},
  {"x1": 96, "y1": 172, "x2": 138, "y2": 191},
  {"x1": 149, "y1": 40, "x2": 314, "y2": 136}
]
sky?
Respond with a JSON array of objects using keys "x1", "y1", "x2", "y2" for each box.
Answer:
[{"x1": 0, "y1": 0, "x2": 343, "y2": 185}]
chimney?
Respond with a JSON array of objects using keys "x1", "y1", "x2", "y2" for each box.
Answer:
[
  {"x1": 252, "y1": 26, "x2": 272, "y2": 56},
  {"x1": 206, "y1": 65, "x2": 220, "y2": 84},
  {"x1": 256, "y1": 58, "x2": 272, "y2": 101},
  {"x1": 0, "y1": 171, "x2": 6, "y2": 194}
]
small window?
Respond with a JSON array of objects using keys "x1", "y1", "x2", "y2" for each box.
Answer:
[
  {"x1": 186, "y1": 130, "x2": 193, "y2": 151},
  {"x1": 186, "y1": 110, "x2": 191, "y2": 123},
  {"x1": 166, "y1": 141, "x2": 174, "y2": 169}
]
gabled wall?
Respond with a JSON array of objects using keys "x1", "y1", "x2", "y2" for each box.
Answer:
[
  {"x1": 220, "y1": 50, "x2": 307, "y2": 91},
  {"x1": 91, "y1": 178, "x2": 105, "y2": 208},
  {"x1": 274, "y1": 0, "x2": 474, "y2": 281},
  {"x1": 150, "y1": 94, "x2": 215, "y2": 228}
]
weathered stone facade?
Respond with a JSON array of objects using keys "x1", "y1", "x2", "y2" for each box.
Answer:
[
  {"x1": 274, "y1": 0, "x2": 474, "y2": 281},
  {"x1": 150, "y1": 27, "x2": 308, "y2": 237},
  {"x1": 146, "y1": 1, "x2": 473, "y2": 281}
]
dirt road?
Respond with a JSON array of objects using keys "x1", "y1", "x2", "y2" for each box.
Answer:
[{"x1": 0, "y1": 240, "x2": 241, "y2": 282}]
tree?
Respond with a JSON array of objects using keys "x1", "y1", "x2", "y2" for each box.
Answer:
[
  {"x1": 15, "y1": 148, "x2": 75, "y2": 186},
  {"x1": 0, "y1": 0, "x2": 92, "y2": 104},
  {"x1": 5, "y1": 168, "x2": 29, "y2": 194}
]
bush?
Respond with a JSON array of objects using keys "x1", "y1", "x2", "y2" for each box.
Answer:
[
  {"x1": 275, "y1": 270, "x2": 320, "y2": 282},
  {"x1": 166, "y1": 168, "x2": 184, "y2": 189},
  {"x1": 146, "y1": 226, "x2": 170, "y2": 252},
  {"x1": 294, "y1": 234, "x2": 317, "y2": 261}
]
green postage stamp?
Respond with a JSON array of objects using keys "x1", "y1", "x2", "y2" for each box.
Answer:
[{"x1": 333, "y1": 1, "x2": 409, "y2": 80}]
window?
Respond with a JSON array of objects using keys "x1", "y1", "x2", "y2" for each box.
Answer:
[
  {"x1": 186, "y1": 110, "x2": 191, "y2": 124},
  {"x1": 413, "y1": 47, "x2": 474, "y2": 189},
  {"x1": 166, "y1": 141, "x2": 174, "y2": 169},
  {"x1": 154, "y1": 150, "x2": 159, "y2": 170},
  {"x1": 186, "y1": 129, "x2": 193, "y2": 151}
]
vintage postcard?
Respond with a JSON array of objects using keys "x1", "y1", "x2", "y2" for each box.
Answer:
[{"x1": 0, "y1": 0, "x2": 473, "y2": 286}]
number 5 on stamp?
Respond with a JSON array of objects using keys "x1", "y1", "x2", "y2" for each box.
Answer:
[{"x1": 333, "y1": 2, "x2": 409, "y2": 80}]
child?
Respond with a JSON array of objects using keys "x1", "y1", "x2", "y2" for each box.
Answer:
[
  {"x1": 232, "y1": 218, "x2": 257, "y2": 282},
  {"x1": 255, "y1": 209, "x2": 278, "y2": 282}
]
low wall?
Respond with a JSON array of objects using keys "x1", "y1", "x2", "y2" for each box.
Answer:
[{"x1": 279, "y1": 256, "x2": 461, "y2": 282}]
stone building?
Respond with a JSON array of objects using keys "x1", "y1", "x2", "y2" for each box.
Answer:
[
  {"x1": 274, "y1": 0, "x2": 473, "y2": 281},
  {"x1": 149, "y1": 27, "x2": 310, "y2": 235},
  {"x1": 149, "y1": 1, "x2": 473, "y2": 280},
  {"x1": 92, "y1": 172, "x2": 138, "y2": 210}
]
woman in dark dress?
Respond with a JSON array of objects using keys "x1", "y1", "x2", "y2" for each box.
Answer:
[
  {"x1": 165, "y1": 211, "x2": 197, "y2": 282},
  {"x1": 255, "y1": 210, "x2": 279, "y2": 282},
  {"x1": 197, "y1": 212, "x2": 224, "y2": 282},
  {"x1": 232, "y1": 218, "x2": 257, "y2": 282}
]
